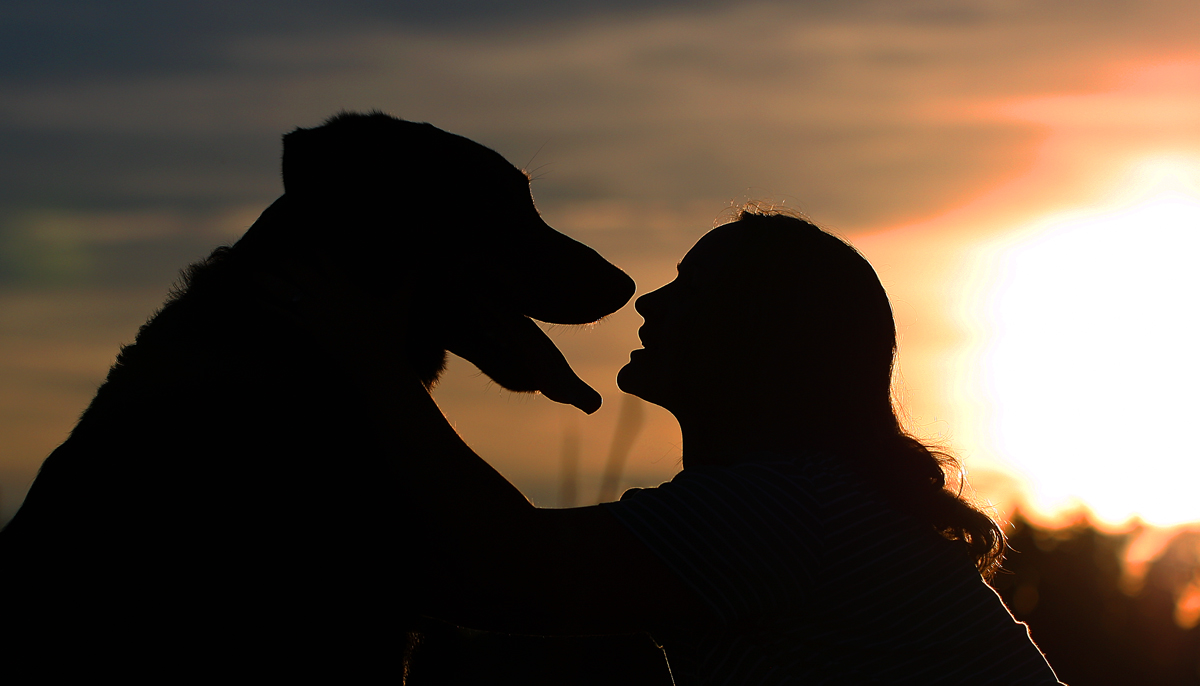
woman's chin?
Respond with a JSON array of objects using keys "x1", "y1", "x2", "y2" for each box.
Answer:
[
  {"x1": 616, "y1": 354, "x2": 649, "y2": 396},
  {"x1": 617, "y1": 354, "x2": 667, "y2": 408}
]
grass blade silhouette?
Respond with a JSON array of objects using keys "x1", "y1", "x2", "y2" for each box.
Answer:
[
  {"x1": 558, "y1": 422, "x2": 581, "y2": 508},
  {"x1": 597, "y1": 394, "x2": 645, "y2": 503}
]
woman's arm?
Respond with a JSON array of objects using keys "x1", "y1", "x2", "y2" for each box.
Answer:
[
  {"x1": 360, "y1": 358, "x2": 706, "y2": 635},
  {"x1": 266, "y1": 261, "x2": 706, "y2": 635}
]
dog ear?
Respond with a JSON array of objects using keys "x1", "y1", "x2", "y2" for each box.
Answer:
[
  {"x1": 281, "y1": 114, "x2": 430, "y2": 201},
  {"x1": 281, "y1": 124, "x2": 380, "y2": 200},
  {"x1": 280, "y1": 126, "x2": 322, "y2": 196}
]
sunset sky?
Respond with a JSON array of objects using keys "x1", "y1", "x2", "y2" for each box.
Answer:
[{"x1": 2, "y1": 0, "x2": 1199, "y2": 539}]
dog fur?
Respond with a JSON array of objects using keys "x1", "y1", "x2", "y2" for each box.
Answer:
[{"x1": 0, "y1": 112, "x2": 634, "y2": 680}]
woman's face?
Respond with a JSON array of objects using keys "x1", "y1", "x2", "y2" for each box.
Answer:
[{"x1": 617, "y1": 225, "x2": 753, "y2": 414}]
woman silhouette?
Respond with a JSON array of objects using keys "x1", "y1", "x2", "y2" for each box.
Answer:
[{"x1": 308, "y1": 210, "x2": 1062, "y2": 684}]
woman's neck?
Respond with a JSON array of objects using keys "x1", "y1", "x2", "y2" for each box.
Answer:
[{"x1": 675, "y1": 404, "x2": 816, "y2": 468}]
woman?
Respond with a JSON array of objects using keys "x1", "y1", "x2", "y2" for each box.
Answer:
[{"x1": 301, "y1": 210, "x2": 1062, "y2": 684}]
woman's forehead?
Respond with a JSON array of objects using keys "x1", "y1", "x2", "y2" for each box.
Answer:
[{"x1": 679, "y1": 224, "x2": 758, "y2": 274}]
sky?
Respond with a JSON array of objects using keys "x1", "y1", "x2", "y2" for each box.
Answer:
[{"x1": 2, "y1": 0, "x2": 1199, "y2": 536}]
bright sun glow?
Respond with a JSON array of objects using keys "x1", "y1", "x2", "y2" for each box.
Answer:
[{"x1": 983, "y1": 157, "x2": 1200, "y2": 528}]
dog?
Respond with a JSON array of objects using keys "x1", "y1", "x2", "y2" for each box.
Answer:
[{"x1": 0, "y1": 112, "x2": 635, "y2": 680}]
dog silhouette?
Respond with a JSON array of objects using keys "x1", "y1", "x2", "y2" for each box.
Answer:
[{"x1": 0, "y1": 112, "x2": 635, "y2": 680}]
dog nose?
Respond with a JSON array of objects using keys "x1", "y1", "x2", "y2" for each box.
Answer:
[{"x1": 502, "y1": 224, "x2": 636, "y2": 324}]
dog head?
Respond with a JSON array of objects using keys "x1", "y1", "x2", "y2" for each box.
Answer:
[{"x1": 236, "y1": 112, "x2": 634, "y2": 413}]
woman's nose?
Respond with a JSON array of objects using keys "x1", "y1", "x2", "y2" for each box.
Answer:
[
  {"x1": 634, "y1": 286, "x2": 665, "y2": 317},
  {"x1": 634, "y1": 293, "x2": 649, "y2": 316}
]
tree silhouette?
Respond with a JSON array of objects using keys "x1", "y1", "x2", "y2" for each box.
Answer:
[{"x1": 993, "y1": 514, "x2": 1200, "y2": 685}]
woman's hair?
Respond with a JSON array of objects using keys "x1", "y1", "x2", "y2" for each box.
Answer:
[{"x1": 728, "y1": 209, "x2": 1005, "y2": 578}]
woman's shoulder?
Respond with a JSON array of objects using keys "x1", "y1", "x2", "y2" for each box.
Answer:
[
  {"x1": 615, "y1": 450, "x2": 878, "y2": 528},
  {"x1": 702, "y1": 449, "x2": 871, "y2": 498},
  {"x1": 687, "y1": 451, "x2": 961, "y2": 557}
]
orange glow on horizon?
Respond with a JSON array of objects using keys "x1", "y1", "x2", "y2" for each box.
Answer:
[{"x1": 851, "y1": 60, "x2": 1200, "y2": 541}]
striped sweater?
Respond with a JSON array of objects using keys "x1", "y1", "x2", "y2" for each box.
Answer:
[{"x1": 602, "y1": 452, "x2": 1063, "y2": 685}]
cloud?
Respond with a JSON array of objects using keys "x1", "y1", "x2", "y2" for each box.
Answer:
[
  {"x1": 3, "y1": 0, "x2": 1200, "y2": 521},
  {"x1": 0, "y1": 206, "x2": 261, "y2": 286},
  {"x1": 0, "y1": 0, "x2": 730, "y2": 82},
  {"x1": 5, "y1": 0, "x2": 1197, "y2": 242}
]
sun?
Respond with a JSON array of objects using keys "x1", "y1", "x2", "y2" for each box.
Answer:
[{"x1": 981, "y1": 156, "x2": 1200, "y2": 528}]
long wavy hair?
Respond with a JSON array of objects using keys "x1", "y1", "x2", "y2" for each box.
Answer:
[{"x1": 728, "y1": 209, "x2": 1005, "y2": 578}]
